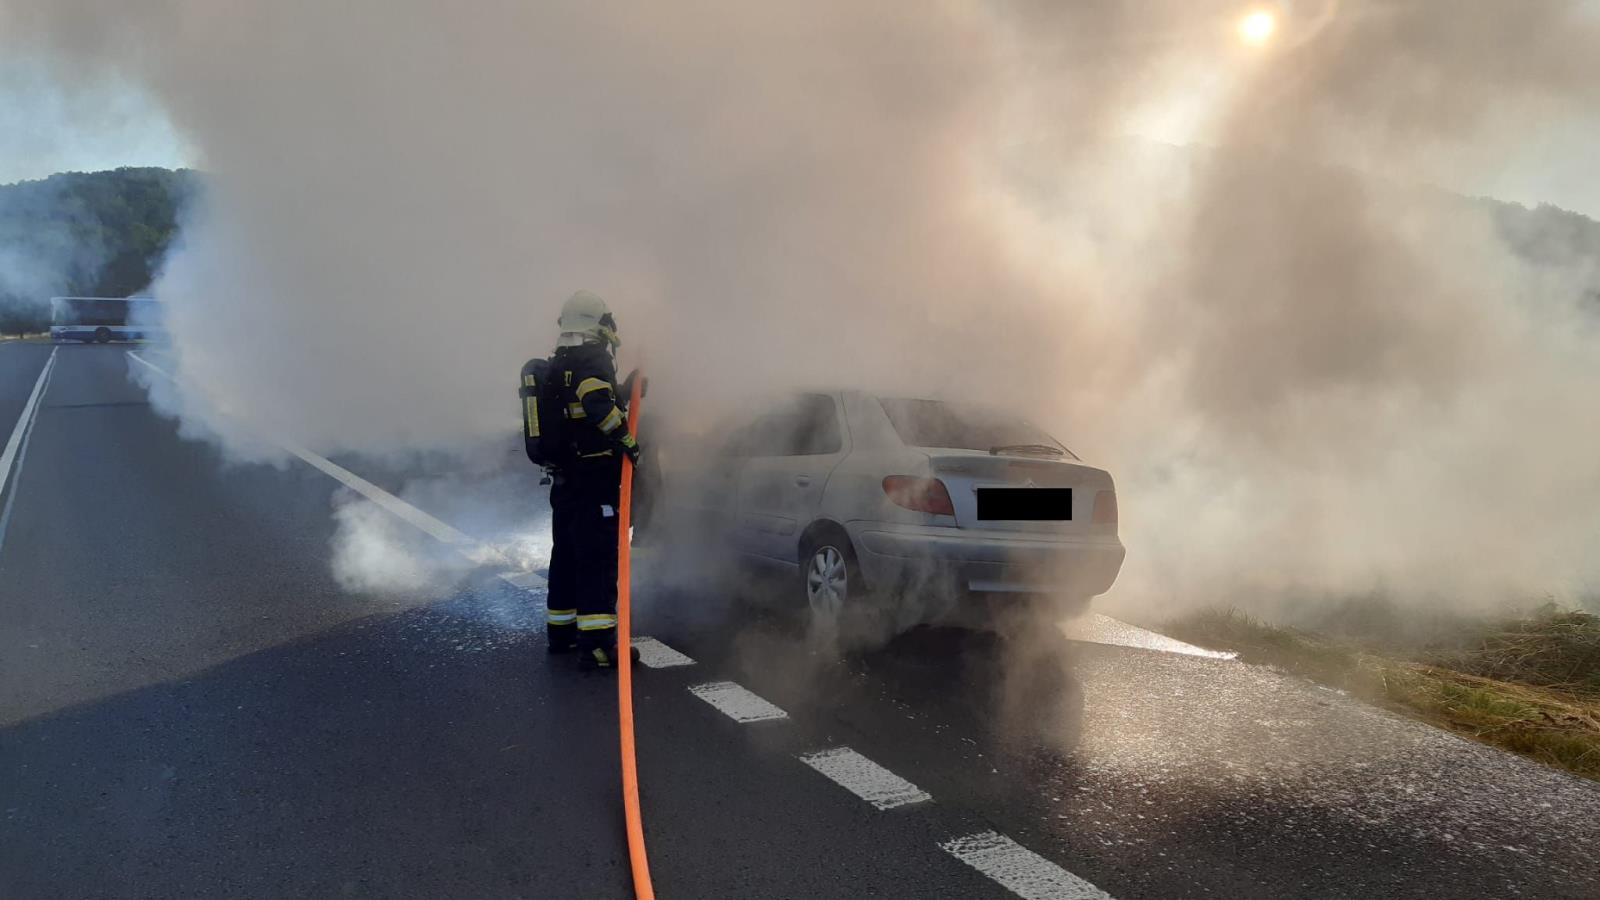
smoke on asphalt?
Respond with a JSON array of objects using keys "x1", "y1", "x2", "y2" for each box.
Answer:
[
  {"x1": 6, "y1": 1, "x2": 1600, "y2": 621},
  {"x1": 327, "y1": 466, "x2": 552, "y2": 598}
]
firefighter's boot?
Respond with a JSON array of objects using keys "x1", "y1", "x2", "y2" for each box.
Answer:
[{"x1": 580, "y1": 643, "x2": 643, "y2": 669}]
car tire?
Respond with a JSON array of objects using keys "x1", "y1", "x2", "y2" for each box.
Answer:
[{"x1": 94, "y1": 327, "x2": 112, "y2": 343}]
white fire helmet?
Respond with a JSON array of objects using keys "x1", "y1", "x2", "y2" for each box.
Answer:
[{"x1": 556, "y1": 289, "x2": 620, "y2": 349}]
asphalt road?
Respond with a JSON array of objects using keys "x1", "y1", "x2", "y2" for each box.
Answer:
[{"x1": 3, "y1": 343, "x2": 1598, "y2": 899}]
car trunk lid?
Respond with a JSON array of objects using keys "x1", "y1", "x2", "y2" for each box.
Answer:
[{"x1": 925, "y1": 450, "x2": 1113, "y2": 535}]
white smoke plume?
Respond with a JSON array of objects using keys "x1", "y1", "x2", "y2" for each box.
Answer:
[
  {"x1": 327, "y1": 471, "x2": 551, "y2": 595},
  {"x1": 6, "y1": 0, "x2": 1600, "y2": 615}
]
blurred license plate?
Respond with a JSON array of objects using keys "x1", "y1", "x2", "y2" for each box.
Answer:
[{"x1": 976, "y1": 488, "x2": 1072, "y2": 521}]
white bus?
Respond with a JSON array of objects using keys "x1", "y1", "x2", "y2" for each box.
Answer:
[{"x1": 49, "y1": 297, "x2": 166, "y2": 343}]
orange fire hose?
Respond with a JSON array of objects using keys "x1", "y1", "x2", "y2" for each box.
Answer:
[{"x1": 616, "y1": 374, "x2": 656, "y2": 900}]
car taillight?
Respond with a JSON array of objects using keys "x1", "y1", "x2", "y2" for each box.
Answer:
[
  {"x1": 1092, "y1": 490, "x2": 1117, "y2": 525},
  {"x1": 883, "y1": 476, "x2": 955, "y2": 517}
]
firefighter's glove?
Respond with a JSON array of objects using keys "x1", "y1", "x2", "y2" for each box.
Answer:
[{"x1": 617, "y1": 432, "x2": 642, "y2": 465}]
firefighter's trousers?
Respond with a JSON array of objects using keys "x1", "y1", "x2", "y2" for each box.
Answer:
[{"x1": 546, "y1": 456, "x2": 623, "y2": 651}]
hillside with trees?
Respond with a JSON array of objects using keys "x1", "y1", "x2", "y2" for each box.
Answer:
[
  {"x1": 0, "y1": 167, "x2": 195, "y2": 335},
  {"x1": 0, "y1": 164, "x2": 1596, "y2": 337}
]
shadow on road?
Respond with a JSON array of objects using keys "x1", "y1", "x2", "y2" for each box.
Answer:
[{"x1": 0, "y1": 579, "x2": 629, "y2": 900}]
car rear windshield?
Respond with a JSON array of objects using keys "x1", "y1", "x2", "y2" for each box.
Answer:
[{"x1": 878, "y1": 398, "x2": 1076, "y2": 459}]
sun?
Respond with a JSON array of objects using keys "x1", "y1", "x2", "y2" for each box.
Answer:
[{"x1": 1237, "y1": 8, "x2": 1278, "y2": 46}]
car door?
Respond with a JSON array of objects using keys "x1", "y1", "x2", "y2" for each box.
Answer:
[
  {"x1": 641, "y1": 421, "x2": 746, "y2": 547},
  {"x1": 734, "y1": 393, "x2": 848, "y2": 565}
]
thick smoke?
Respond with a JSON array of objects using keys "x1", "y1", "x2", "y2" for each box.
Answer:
[
  {"x1": 0, "y1": 175, "x2": 105, "y2": 326},
  {"x1": 6, "y1": 0, "x2": 1600, "y2": 614}
]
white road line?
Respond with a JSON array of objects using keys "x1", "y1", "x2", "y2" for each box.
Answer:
[
  {"x1": 129, "y1": 352, "x2": 679, "y2": 671},
  {"x1": 497, "y1": 570, "x2": 549, "y2": 589},
  {"x1": 129, "y1": 351, "x2": 480, "y2": 551},
  {"x1": 0, "y1": 347, "x2": 57, "y2": 554},
  {"x1": 940, "y1": 831, "x2": 1113, "y2": 900},
  {"x1": 0, "y1": 347, "x2": 56, "y2": 500},
  {"x1": 280, "y1": 434, "x2": 480, "y2": 547},
  {"x1": 689, "y1": 681, "x2": 789, "y2": 722},
  {"x1": 130, "y1": 351, "x2": 557, "y2": 591},
  {"x1": 798, "y1": 747, "x2": 932, "y2": 810},
  {"x1": 130, "y1": 349, "x2": 693, "y2": 683},
  {"x1": 1061, "y1": 613, "x2": 1236, "y2": 660},
  {"x1": 632, "y1": 637, "x2": 696, "y2": 668}
]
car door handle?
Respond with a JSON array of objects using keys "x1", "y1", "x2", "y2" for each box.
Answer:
[{"x1": 794, "y1": 475, "x2": 812, "y2": 487}]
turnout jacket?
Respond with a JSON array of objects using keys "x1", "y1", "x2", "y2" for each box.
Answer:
[{"x1": 550, "y1": 342, "x2": 628, "y2": 461}]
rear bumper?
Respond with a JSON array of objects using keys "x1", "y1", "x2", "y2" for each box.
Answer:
[{"x1": 852, "y1": 523, "x2": 1125, "y2": 597}]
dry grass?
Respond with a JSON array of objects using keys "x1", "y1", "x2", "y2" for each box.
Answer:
[
  {"x1": 1382, "y1": 664, "x2": 1600, "y2": 779},
  {"x1": 1426, "y1": 606, "x2": 1600, "y2": 695},
  {"x1": 1165, "y1": 607, "x2": 1368, "y2": 685},
  {"x1": 1166, "y1": 606, "x2": 1600, "y2": 781}
]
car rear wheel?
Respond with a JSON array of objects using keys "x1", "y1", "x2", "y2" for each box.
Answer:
[{"x1": 94, "y1": 327, "x2": 112, "y2": 343}]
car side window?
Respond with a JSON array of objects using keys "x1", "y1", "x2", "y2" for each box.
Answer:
[
  {"x1": 758, "y1": 394, "x2": 840, "y2": 457},
  {"x1": 718, "y1": 414, "x2": 774, "y2": 457},
  {"x1": 729, "y1": 394, "x2": 842, "y2": 457},
  {"x1": 790, "y1": 393, "x2": 842, "y2": 456},
  {"x1": 724, "y1": 415, "x2": 785, "y2": 457}
]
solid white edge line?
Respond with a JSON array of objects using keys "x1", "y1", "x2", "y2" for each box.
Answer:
[
  {"x1": 940, "y1": 831, "x2": 1113, "y2": 900},
  {"x1": 0, "y1": 347, "x2": 57, "y2": 500},
  {"x1": 689, "y1": 681, "x2": 788, "y2": 722},
  {"x1": 798, "y1": 746, "x2": 932, "y2": 810},
  {"x1": 632, "y1": 637, "x2": 696, "y2": 668}
]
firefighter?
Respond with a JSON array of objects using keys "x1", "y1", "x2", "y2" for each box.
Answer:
[{"x1": 528, "y1": 290, "x2": 641, "y2": 669}]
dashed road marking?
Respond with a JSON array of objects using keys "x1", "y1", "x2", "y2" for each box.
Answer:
[
  {"x1": 689, "y1": 681, "x2": 789, "y2": 722},
  {"x1": 799, "y1": 747, "x2": 932, "y2": 810},
  {"x1": 941, "y1": 831, "x2": 1113, "y2": 900},
  {"x1": 633, "y1": 637, "x2": 696, "y2": 668}
]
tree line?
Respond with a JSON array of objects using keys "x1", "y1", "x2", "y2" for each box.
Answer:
[
  {"x1": 0, "y1": 167, "x2": 195, "y2": 335},
  {"x1": 0, "y1": 164, "x2": 1595, "y2": 337}
]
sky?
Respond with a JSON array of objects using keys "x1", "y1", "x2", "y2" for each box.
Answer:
[
  {"x1": 1123, "y1": 106, "x2": 1600, "y2": 221},
  {"x1": 0, "y1": 59, "x2": 193, "y2": 185}
]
